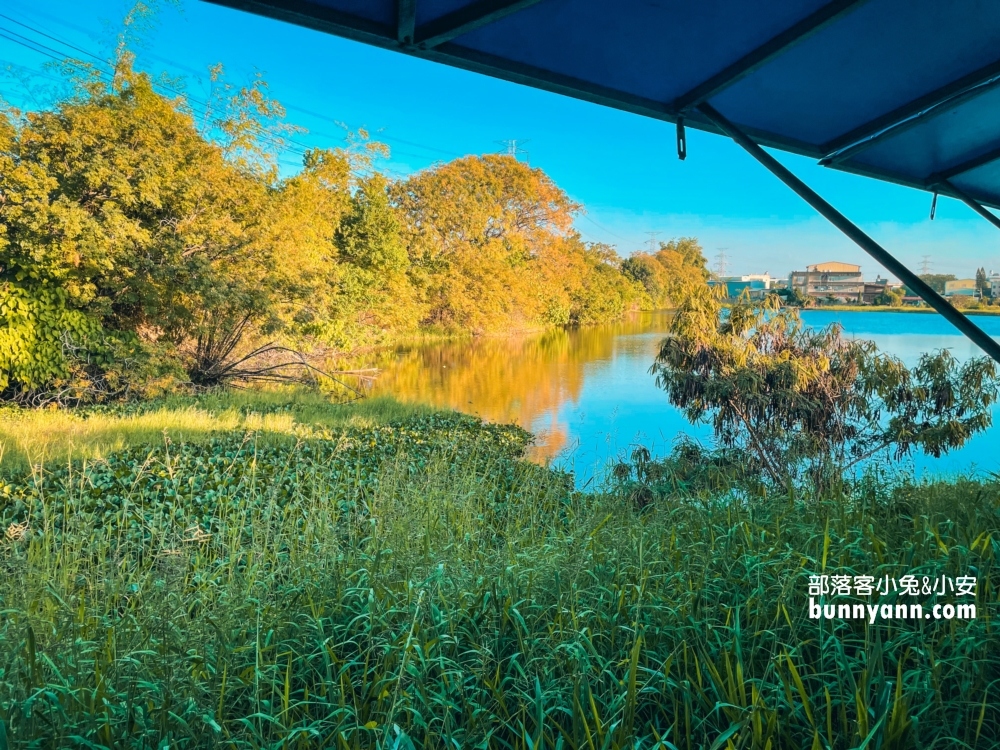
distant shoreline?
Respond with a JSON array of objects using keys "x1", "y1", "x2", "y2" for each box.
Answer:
[{"x1": 794, "y1": 305, "x2": 1000, "y2": 317}]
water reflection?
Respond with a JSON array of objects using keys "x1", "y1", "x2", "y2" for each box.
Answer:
[
  {"x1": 373, "y1": 313, "x2": 670, "y2": 462},
  {"x1": 372, "y1": 310, "x2": 1000, "y2": 482}
]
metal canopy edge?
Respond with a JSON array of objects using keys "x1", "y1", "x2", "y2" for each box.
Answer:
[
  {"x1": 672, "y1": 0, "x2": 872, "y2": 113},
  {"x1": 415, "y1": 0, "x2": 546, "y2": 49},
  {"x1": 202, "y1": 0, "x2": 1000, "y2": 211}
]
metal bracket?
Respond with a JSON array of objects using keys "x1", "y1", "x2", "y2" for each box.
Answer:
[
  {"x1": 930, "y1": 190, "x2": 938, "y2": 220},
  {"x1": 937, "y1": 179, "x2": 1000, "y2": 232},
  {"x1": 676, "y1": 117, "x2": 687, "y2": 161}
]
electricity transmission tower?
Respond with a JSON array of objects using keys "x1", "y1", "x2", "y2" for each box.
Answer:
[
  {"x1": 714, "y1": 248, "x2": 729, "y2": 277},
  {"x1": 496, "y1": 139, "x2": 530, "y2": 163},
  {"x1": 645, "y1": 231, "x2": 660, "y2": 252},
  {"x1": 920, "y1": 255, "x2": 933, "y2": 274}
]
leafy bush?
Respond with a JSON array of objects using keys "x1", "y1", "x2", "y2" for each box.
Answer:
[
  {"x1": 0, "y1": 283, "x2": 103, "y2": 397},
  {"x1": 652, "y1": 287, "x2": 999, "y2": 490},
  {"x1": 0, "y1": 283, "x2": 169, "y2": 405},
  {"x1": 611, "y1": 438, "x2": 766, "y2": 504},
  {"x1": 0, "y1": 412, "x2": 542, "y2": 553}
]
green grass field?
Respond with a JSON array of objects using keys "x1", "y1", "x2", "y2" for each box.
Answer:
[{"x1": 0, "y1": 390, "x2": 997, "y2": 748}]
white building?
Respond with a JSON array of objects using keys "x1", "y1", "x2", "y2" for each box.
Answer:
[
  {"x1": 728, "y1": 273, "x2": 774, "y2": 289},
  {"x1": 990, "y1": 271, "x2": 1000, "y2": 298}
]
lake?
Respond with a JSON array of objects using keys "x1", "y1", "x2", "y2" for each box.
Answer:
[{"x1": 371, "y1": 310, "x2": 1000, "y2": 485}]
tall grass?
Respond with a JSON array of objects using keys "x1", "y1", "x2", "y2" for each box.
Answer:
[{"x1": 0, "y1": 394, "x2": 997, "y2": 747}]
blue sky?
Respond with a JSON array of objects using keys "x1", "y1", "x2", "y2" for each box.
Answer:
[{"x1": 2, "y1": 0, "x2": 999, "y2": 280}]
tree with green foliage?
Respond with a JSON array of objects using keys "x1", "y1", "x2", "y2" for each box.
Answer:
[
  {"x1": 651, "y1": 286, "x2": 999, "y2": 489},
  {"x1": 568, "y1": 243, "x2": 644, "y2": 324},
  {"x1": 0, "y1": 31, "x2": 707, "y2": 404},
  {"x1": 976, "y1": 267, "x2": 989, "y2": 296},
  {"x1": 872, "y1": 286, "x2": 904, "y2": 306},
  {"x1": 0, "y1": 53, "x2": 365, "y2": 398},
  {"x1": 620, "y1": 255, "x2": 656, "y2": 294},
  {"x1": 915, "y1": 273, "x2": 957, "y2": 295},
  {"x1": 323, "y1": 173, "x2": 417, "y2": 348},
  {"x1": 391, "y1": 155, "x2": 646, "y2": 332},
  {"x1": 775, "y1": 286, "x2": 814, "y2": 308}
]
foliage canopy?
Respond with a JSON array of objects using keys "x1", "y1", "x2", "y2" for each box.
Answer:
[{"x1": 0, "y1": 58, "x2": 705, "y2": 403}]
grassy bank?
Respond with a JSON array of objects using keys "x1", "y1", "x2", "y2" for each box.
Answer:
[
  {"x1": 0, "y1": 391, "x2": 997, "y2": 748},
  {"x1": 0, "y1": 390, "x2": 438, "y2": 475}
]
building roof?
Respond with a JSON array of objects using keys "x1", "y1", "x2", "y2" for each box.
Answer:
[
  {"x1": 207, "y1": 0, "x2": 1000, "y2": 209},
  {"x1": 806, "y1": 262, "x2": 862, "y2": 273}
]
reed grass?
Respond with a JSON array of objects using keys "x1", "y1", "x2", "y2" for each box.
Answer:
[{"x1": 0, "y1": 393, "x2": 997, "y2": 748}]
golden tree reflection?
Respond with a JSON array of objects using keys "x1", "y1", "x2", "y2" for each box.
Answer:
[{"x1": 370, "y1": 312, "x2": 673, "y2": 461}]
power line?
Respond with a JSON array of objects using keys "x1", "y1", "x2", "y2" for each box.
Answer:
[
  {"x1": 0, "y1": 28, "x2": 75, "y2": 63},
  {"x1": 579, "y1": 212, "x2": 628, "y2": 242},
  {"x1": 919, "y1": 255, "x2": 933, "y2": 274},
  {"x1": 0, "y1": 9, "x2": 470, "y2": 169},
  {"x1": 0, "y1": 24, "x2": 311, "y2": 158},
  {"x1": 714, "y1": 248, "x2": 729, "y2": 277},
  {"x1": 5, "y1": 2, "x2": 103, "y2": 45},
  {"x1": 0, "y1": 6, "x2": 488, "y2": 177},
  {"x1": 279, "y1": 101, "x2": 464, "y2": 158},
  {"x1": 0, "y1": 16, "x2": 299, "y2": 140},
  {"x1": 5, "y1": 3, "x2": 467, "y2": 163},
  {"x1": 0, "y1": 11, "x2": 106, "y2": 64}
]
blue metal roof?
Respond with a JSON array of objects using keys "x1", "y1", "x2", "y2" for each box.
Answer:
[{"x1": 205, "y1": 0, "x2": 1000, "y2": 209}]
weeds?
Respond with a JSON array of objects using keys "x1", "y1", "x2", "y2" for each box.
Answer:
[{"x1": 0, "y1": 395, "x2": 997, "y2": 747}]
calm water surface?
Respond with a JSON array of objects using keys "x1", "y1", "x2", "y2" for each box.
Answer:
[{"x1": 372, "y1": 311, "x2": 1000, "y2": 485}]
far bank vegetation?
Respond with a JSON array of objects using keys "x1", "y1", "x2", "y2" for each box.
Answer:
[{"x1": 0, "y1": 51, "x2": 706, "y2": 405}]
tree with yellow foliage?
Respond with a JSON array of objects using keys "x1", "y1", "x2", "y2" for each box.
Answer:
[
  {"x1": 0, "y1": 42, "x2": 707, "y2": 402},
  {"x1": 621, "y1": 237, "x2": 709, "y2": 309},
  {"x1": 392, "y1": 154, "x2": 650, "y2": 332}
]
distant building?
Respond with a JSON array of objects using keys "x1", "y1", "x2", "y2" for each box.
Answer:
[
  {"x1": 789, "y1": 261, "x2": 874, "y2": 302},
  {"x1": 709, "y1": 273, "x2": 775, "y2": 300},
  {"x1": 860, "y1": 282, "x2": 893, "y2": 304},
  {"x1": 944, "y1": 279, "x2": 977, "y2": 296},
  {"x1": 990, "y1": 271, "x2": 1000, "y2": 298},
  {"x1": 737, "y1": 273, "x2": 775, "y2": 287}
]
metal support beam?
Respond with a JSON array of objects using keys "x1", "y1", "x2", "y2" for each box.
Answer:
[
  {"x1": 672, "y1": 0, "x2": 868, "y2": 112},
  {"x1": 926, "y1": 144, "x2": 1000, "y2": 185},
  {"x1": 397, "y1": 0, "x2": 416, "y2": 45},
  {"x1": 821, "y1": 57, "x2": 1000, "y2": 165},
  {"x1": 937, "y1": 180, "x2": 1000, "y2": 232},
  {"x1": 698, "y1": 102, "x2": 1000, "y2": 365},
  {"x1": 415, "y1": 0, "x2": 543, "y2": 49}
]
